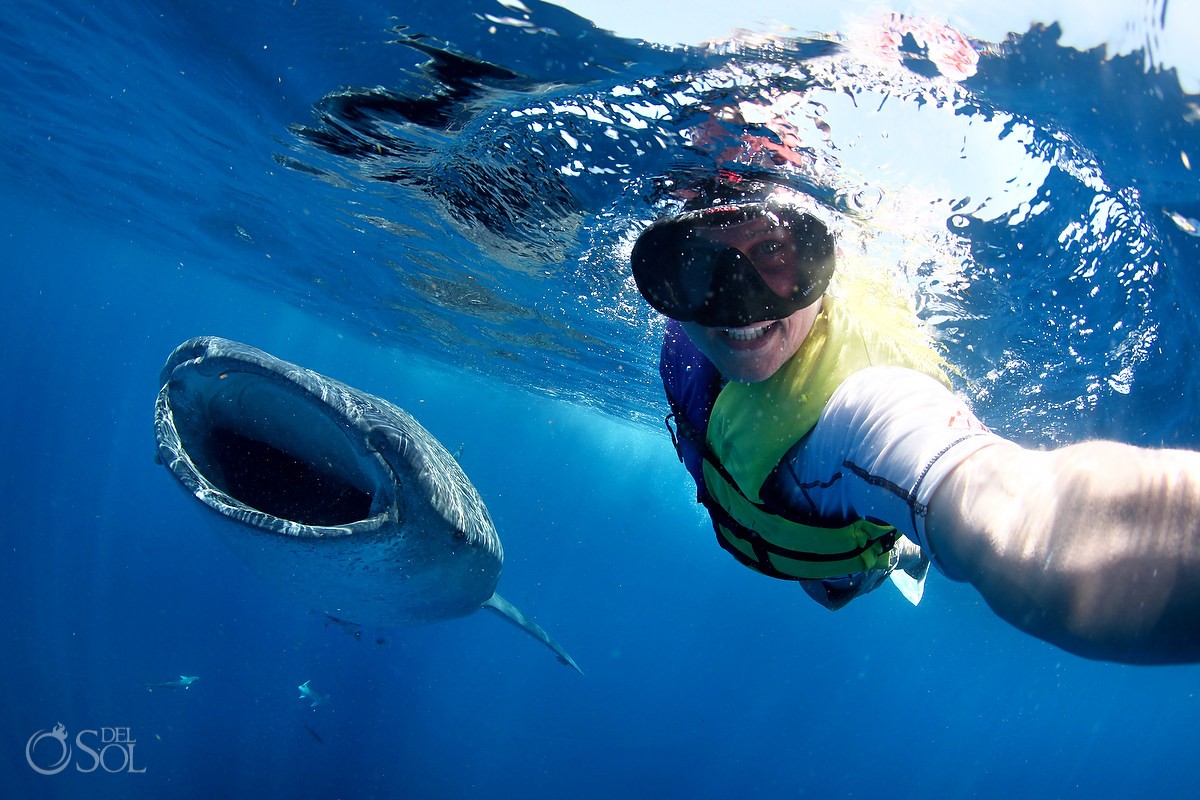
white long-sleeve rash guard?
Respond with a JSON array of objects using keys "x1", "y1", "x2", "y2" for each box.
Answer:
[{"x1": 765, "y1": 365, "x2": 1003, "y2": 579}]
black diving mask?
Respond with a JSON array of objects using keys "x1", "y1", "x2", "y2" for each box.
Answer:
[{"x1": 631, "y1": 202, "x2": 835, "y2": 328}]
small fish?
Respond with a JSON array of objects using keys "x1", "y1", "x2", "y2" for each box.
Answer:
[
  {"x1": 1165, "y1": 209, "x2": 1200, "y2": 236},
  {"x1": 145, "y1": 675, "x2": 199, "y2": 692},
  {"x1": 298, "y1": 680, "x2": 329, "y2": 709},
  {"x1": 304, "y1": 723, "x2": 325, "y2": 745},
  {"x1": 323, "y1": 614, "x2": 364, "y2": 642}
]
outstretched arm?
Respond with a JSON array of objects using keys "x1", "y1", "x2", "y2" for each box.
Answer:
[
  {"x1": 926, "y1": 440, "x2": 1200, "y2": 664},
  {"x1": 779, "y1": 365, "x2": 1200, "y2": 662}
]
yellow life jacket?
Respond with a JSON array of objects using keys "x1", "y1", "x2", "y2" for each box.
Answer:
[{"x1": 702, "y1": 292, "x2": 949, "y2": 580}]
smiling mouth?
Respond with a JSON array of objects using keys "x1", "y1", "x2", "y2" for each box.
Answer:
[{"x1": 721, "y1": 321, "x2": 775, "y2": 342}]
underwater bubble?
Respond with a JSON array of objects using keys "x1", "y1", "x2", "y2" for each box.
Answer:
[{"x1": 842, "y1": 185, "x2": 883, "y2": 214}]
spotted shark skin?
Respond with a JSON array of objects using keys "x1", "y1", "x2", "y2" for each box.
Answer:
[{"x1": 154, "y1": 336, "x2": 580, "y2": 673}]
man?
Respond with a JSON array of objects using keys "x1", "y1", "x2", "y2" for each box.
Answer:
[{"x1": 632, "y1": 174, "x2": 1200, "y2": 664}]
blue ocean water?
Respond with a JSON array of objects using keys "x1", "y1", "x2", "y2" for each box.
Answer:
[{"x1": 3, "y1": 1, "x2": 1200, "y2": 798}]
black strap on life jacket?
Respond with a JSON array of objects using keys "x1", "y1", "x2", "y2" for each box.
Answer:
[{"x1": 664, "y1": 402, "x2": 896, "y2": 577}]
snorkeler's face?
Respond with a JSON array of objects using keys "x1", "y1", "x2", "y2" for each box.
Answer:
[
  {"x1": 675, "y1": 214, "x2": 824, "y2": 383},
  {"x1": 681, "y1": 297, "x2": 822, "y2": 384}
]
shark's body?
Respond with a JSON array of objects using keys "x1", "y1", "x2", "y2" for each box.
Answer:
[
  {"x1": 145, "y1": 675, "x2": 199, "y2": 691},
  {"x1": 154, "y1": 336, "x2": 579, "y2": 672},
  {"x1": 298, "y1": 680, "x2": 329, "y2": 708}
]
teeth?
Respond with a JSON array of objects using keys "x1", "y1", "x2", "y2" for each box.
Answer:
[{"x1": 723, "y1": 323, "x2": 772, "y2": 342}]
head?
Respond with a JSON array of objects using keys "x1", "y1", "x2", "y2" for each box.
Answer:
[{"x1": 631, "y1": 176, "x2": 834, "y2": 383}]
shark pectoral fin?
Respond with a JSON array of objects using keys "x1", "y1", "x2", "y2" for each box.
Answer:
[{"x1": 482, "y1": 594, "x2": 583, "y2": 675}]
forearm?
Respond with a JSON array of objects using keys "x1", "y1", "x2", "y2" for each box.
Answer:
[{"x1": 927, "y1": 440, "x2": 1200, "y2": 664}]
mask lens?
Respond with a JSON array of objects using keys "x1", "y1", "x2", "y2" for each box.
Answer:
[{"x1": 631, "y1": 204, "x2": 834, "y2": 326}]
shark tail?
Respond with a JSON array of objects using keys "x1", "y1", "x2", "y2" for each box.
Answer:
[{"x1": 482, "y1": 594, "x2": 583, "y2": 674}]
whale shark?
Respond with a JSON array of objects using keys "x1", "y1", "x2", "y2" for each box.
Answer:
[
  {"x1": 154, "y1": 336, "x2": 580, "y2": 673},
  {"x1": 298, "y1": 680, "x2": 329, "y2": 708},
  {"x1": 145, "y1": 675, "x2": 199, "y2": 691}
]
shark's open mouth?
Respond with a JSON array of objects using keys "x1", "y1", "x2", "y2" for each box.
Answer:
[
  {"x1": 160, "y1": 361, "x2": 392, "y2": 529},
  {"x1": 196, "y1": 413, "x2": 372, "y2": 526}
]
